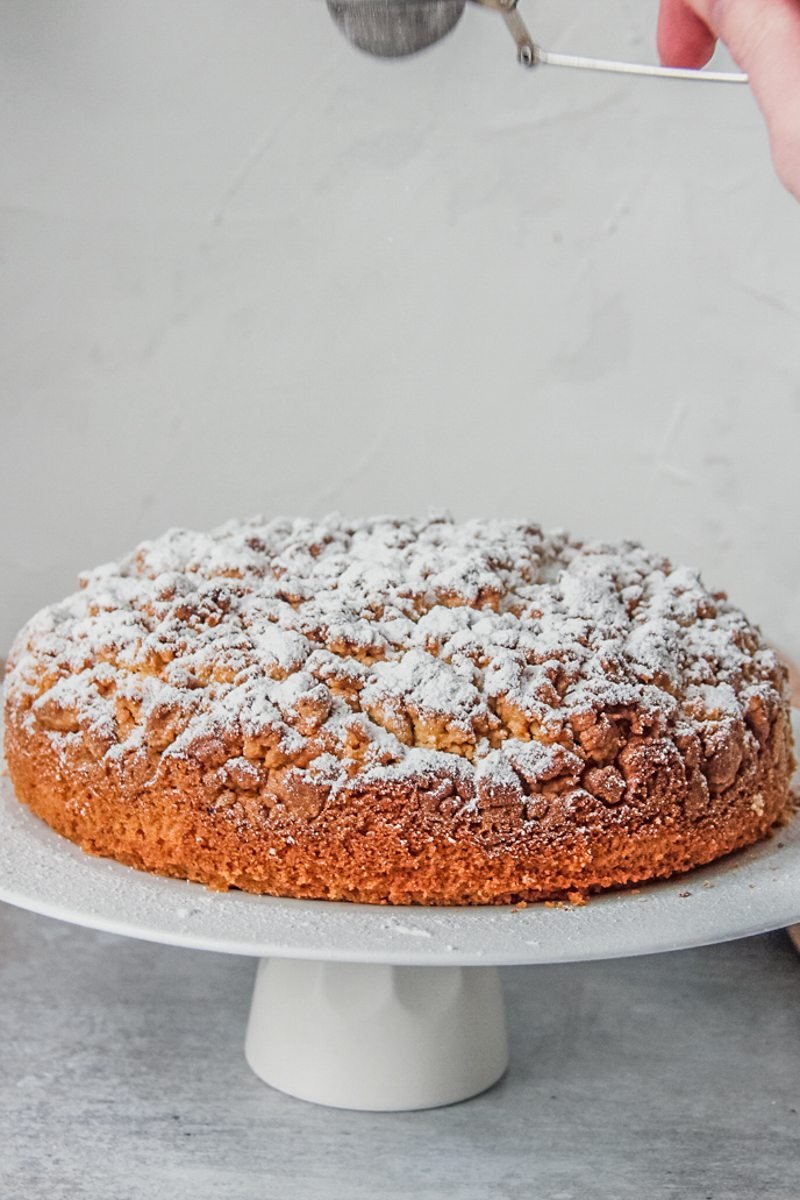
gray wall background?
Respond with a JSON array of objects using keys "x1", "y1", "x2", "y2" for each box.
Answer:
[{"x1": 1, "y1": 0, "x2": 799, "y2": 658}]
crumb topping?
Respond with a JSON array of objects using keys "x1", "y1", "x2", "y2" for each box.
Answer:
[{"x1": 5, "y1": 514, "x2": 787, "y2": 812}]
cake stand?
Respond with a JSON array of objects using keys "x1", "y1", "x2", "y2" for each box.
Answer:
[{"x1": 2, "y1": 714, "x2": 799, "y2": 1111}]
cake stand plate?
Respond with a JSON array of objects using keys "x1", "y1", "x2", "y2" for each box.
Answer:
[{"x1": 2, "y1": 713, "x2": 799, "y2": 1110}]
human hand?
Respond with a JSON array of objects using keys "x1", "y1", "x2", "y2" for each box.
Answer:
[{"x1": 658, "y1": 0, "x2": 800, "y2": 197}]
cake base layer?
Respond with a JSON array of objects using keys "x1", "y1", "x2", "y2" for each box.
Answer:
[{"x1": 5, "y1": 707, "x2": 794, "y2": 905}]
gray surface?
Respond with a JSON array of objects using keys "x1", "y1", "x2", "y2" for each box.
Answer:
[{"x1": 1, "y1": 902, "x2": 799, "y2": 1200}]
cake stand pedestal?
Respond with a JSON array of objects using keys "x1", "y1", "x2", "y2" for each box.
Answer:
[
  {"x1": 2, "y1": 715, "x2": 799, "y2": 1111},
  {"x1": 245, "y1": 959, "x2": 507, "y2": 1109}
]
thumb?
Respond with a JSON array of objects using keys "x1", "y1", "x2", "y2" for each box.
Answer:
[{"x1": 658, "y1": 0, "x2": 718, "y2": 68}]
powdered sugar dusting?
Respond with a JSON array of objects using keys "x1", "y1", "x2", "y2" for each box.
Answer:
[{"x1": 5, "y1": 514, "x2": 788, "y2": 802}]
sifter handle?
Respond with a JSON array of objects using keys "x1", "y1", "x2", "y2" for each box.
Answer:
[
  {"x1": 532, "y1": 48, "x2": 748, "y2": 84},
  {"x1": 474, "y1": 0, "x2": 749, "y2": 85}
]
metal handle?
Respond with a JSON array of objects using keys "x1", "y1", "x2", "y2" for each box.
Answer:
[
  {"x1": 534, "y1": 48, "x2": 748, "y2": 83},
  {"x1": 474, "y1": 0, "x2": 749, "y2": 84}
]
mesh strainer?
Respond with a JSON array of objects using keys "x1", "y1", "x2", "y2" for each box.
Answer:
[{"x1": 325, "y1": 0, "x2": 747, "y2": 83}]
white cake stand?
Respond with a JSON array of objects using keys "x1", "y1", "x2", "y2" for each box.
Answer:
[{"x1": 2, "y1": 714, "x2": 799, "y2": 1111}]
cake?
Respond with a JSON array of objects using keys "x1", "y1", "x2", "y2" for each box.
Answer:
[{"x1": 3, "y1": 515, "x2": 795, "y2": 904}]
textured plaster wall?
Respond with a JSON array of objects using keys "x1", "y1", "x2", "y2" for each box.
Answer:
[{"x1": 1, "y1": 0, "x2": 799, "y2": 657}]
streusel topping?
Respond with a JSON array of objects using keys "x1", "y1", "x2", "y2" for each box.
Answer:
[{"x1": 6, "y1": 514, "x2": 786, "y2": 801}]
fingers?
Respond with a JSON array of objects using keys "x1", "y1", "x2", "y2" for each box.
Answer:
[
  {"x1": 704, "y1": 0, "x2": 800, "y2": 196},
  {"x1": 658, "y1": 0, "x2": 717, "y2": 67},
  {"x1": 657, "y1": 0, "x2": 800, "y2": 198}
]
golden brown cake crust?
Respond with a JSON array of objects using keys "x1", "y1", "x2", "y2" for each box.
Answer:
[{"x1": 3, "y1": 515, "x2": 796, "y2": 904}]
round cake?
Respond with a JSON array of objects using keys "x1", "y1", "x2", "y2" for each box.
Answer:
[{"x1": 3, "y1": 515, "x2": 795, "y2": 904}]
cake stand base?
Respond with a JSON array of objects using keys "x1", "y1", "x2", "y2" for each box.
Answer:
[{"x1": 244, "y1": 959, "x2": 509, "y2": 1110}]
